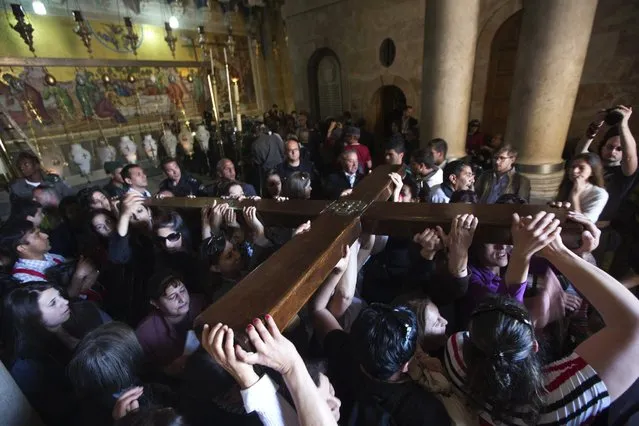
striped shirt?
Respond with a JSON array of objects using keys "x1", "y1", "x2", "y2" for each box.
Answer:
[
  {"x1": 444, "y1": 332, "x2": 610, "y2": 426},
  {"x1": 12, "y1": 253, "x2": 65, "y2": 283}
]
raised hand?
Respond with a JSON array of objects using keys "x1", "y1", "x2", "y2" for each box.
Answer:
[
  {"x1": 224, "y1": 206, "x2": 239, "y2": 228},
  {"x1": 614, "y1": 105, "x2": 632, "y2": 124},
  {"x1": 235, "y1": 315, "x2": 300, "y2": 376},
  {"x1": 211, "y1": 203, "x2": 227, "y2": 232},
  {"x1": 511, "y1": 212, "x2": 562, "y2": 259},
  {"x1": 201, "y1": 201, "x2": 217, "y2": 225},
  {"x1": 112, "y1": 386, "x2": 143, "y2": 420},
  {"x1": 571, "y1": 176, "x2": 588, "y2": 197},
  {"x1": 201, "y1": 323, "x2": 260, "y2": 389},
  {"x1": 333, "y1": 244, "x2": 350, "y2": 274},
  {"x1": 120, "y1": 192, "x2": 145, "y2": 218},
  {"x1": 567, "y1": 211, "x2": 601, "y2": 255},
  {"x1": 389, "y1": 172, "x2": 403, "y2": 202},
  {"x1": 413, "y1": 228, "x2": 443, "y2": 260},
  {"x1": 242, "y1": 206, "x2": 265, "y2": 237},
  {"x1": 438, "y1": 214, "x2": 478, "y2": 253}
]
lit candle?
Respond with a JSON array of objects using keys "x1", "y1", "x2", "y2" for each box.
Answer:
[
  {"x1": 232, "y1": 78, "x2": 240, "y2": 104},
  {"x1": 232, "y1": 78, "x2": 242, "y2": 132}
]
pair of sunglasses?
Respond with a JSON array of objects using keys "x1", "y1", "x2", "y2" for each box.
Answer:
[{"x1": 156, "y1": 232, "x2": 181, "y2": 243}]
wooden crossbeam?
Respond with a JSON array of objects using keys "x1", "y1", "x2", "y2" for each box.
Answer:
[
  {"x1": 150, "y1": 197, "x2": 329, "y2": 228},
  {"x1": 191, "y1": 165, "x2": 401, "y2": 330},
  {"x1": 149, "y1": 165, "x2": 582, "y2": 331},
  {"x1": 361, "y1": 202, "x2": 580, "y2": 243}
]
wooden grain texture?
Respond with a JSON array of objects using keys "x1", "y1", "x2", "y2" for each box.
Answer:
[
  {"x1": 195, "y1": 165, "x2": 402, "y2": 331},
  {"x1": 149, "y1": 197, "x2": 330, "y2": 228},
  {"x1": 195, "y1": 214, "x2": 361, "y2": 330},
  {"x1": 361, "y1": 202, "x2": 582, "y2": 243}
]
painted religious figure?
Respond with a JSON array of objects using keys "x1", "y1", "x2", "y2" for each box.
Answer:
[
  {"x1": 1, "y1": 74, "x2": 53, "y2": 124},
  {"x1": 75, "y1": 72, "x2": 126, "y2": 123}
]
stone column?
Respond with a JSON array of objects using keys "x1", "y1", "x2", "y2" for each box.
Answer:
[
  {"x1": 504, "y1": 0, "x2": 598, "y2": 200},
  {"x1": 420, "y1": 0, "x2": 480, "y2": 159}
]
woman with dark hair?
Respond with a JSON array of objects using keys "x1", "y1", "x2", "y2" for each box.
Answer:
[
  {"x1": 153, "y1": 210, "x2": 206, "y2": 295},
  {"x1": 263, "y1": 170, "x2": 283, "y2": 199},
  {"x1": 446, "y1": 212, "x2": 564, "y2": 328},
  {"x1": 153, "y1": 211, "x2": 192, "y2": 254},
  {"x1": 77, "y1": 186, "x2": 116, "y2": 214},
  {"x1": 556, "y1": 152, "x2": 608, "y2": 222},
  {"x1": 446, "y1": 212, "x2": 639, "y2": 425},
  {"x1": 282, "y1": 171, "x2": 312, "y2": 200},
  {"x1": 107, "y1": 193, "x2": 156, "y2": 325},
  {"x1": 68, "y1": 322, "x2": 178, "y2": 426},
  {"x1": 449, "y1": 190, "x2": 479, "y2": 204},
  {"x1": 135, "y1": 271, "x2": 206, "y2": 374},
  {"x1": 2, "y1": 282, "x2": 109, "y2": 425}
]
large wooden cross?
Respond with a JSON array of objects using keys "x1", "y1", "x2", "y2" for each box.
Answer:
[{"x1": 150, "y1": 165, "x2": 579, "y2": 331}]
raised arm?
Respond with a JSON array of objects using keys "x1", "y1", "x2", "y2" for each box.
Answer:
[
  {"x1": 540, "y1": 228, "x2": 639, "y2": 401},
  {"x1": 618, "y1": 105, "x2": 637, "y2": 176},
  {"x1": 574, "y1": 110, "x2": 606, "y2": 155},
  {"x1": 505, "y1": 212, "x2": 561, "y2": 288},
  {"x1": 236, "y1": 316, "x2": 338, "y2": 426},
  {"x1": 202, "y1": 323, "x2": 298, "y2": 426},
  {"x1": 437, "y1": 214, "x2": 478, "y2": 279},
  {"x1": 116, "y1": 193, "x2": 145, "y2": 237},
  {"x1": 328, "y1": 241, "x2": 359, "y2": 320},
  {"x1": 310, "y1": 247, "x2": 349, "y2": 343}
]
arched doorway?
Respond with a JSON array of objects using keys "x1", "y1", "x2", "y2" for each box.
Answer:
[
  {"x1": 482, "y1": 10, "x2": 523, "y2": 137},
  {"x1": 308, "y1": 48, "x2": 343, "y2": 121},
  {"x1": 368, "y1": 85, "x2": 407, "y2": 159}
]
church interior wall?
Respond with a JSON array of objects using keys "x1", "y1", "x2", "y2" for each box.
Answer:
[{"x1": 285, "y1": 0, "x2": 639, "y2": 148}]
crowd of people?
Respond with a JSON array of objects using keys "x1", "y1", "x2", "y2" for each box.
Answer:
[{"x1": 0, "y1": 103, "x2": 638, "y2": 426}]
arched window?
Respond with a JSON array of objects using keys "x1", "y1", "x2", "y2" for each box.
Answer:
[{"x1": 308, "y1": 48, "x2": 343, "y2": 121}]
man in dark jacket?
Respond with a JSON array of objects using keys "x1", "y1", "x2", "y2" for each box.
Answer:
[
  {"x1": 158, "y1": 158, "x2": 205, "y2": 197},
  {"x1": 325, "y1": 150, "x2": 364, "y2": 199}
]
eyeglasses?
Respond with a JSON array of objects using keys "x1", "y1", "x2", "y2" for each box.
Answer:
[
  {"x1": 493, "y1": 156, "x2": 513, "y2": 161},
  {"x1": 471, "y1": 300, "x2": 533, "y2": 333},
  {"x1": 156, "y1": 232, "x2": 181, "y2": 243}
]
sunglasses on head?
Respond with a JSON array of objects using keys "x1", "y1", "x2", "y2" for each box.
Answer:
[
  {"x1": 370, "y1": 303, "x2": 414, "y2": 346},
  {"x1": 156, "y1": 232, "x2": 181, "y2": 243}
]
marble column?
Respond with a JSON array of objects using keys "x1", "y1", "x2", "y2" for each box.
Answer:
[
  {"x1": 504, "y1": 0, "x2": 599, "y2": 200},
  {"x1": 420, "y1": 0, "x2": 480, "y2": 159}
]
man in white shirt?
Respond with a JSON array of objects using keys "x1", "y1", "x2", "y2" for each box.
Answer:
[
  {"x1": 122, "y1": 164, "x2": 151, "y2": 198},
  {"x1": 430, "y1": 160, "x2": 475, "y2": 204}
]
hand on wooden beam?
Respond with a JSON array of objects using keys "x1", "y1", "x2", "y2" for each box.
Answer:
[
  {"x1": 201, "y1": 323, "x2": 260, "y2": 390},
  {"x1": 511, "y1": 212, "x2": 562, "y2": 261}
]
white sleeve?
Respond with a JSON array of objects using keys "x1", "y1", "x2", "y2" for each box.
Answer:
[
  {"x1": 240, "y1": 374, "x2": 300, "y2": 426},
  {"x1": 581, "y1": 186, "x2": 609, "y2": 222}
]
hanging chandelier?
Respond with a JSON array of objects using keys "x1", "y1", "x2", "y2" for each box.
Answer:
[
  {"x1": 10, "y1": 4, "x2": 36, "y2": 55},
  {"x1": 123, "y1": 17, "x2": 140, "y2": 56},
  {"x1": 72, "y1": 10, "x2": 93, "y2": 56}
]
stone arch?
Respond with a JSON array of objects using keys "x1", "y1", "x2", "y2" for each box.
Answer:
[
  {"x1": 469, "y1": 0, "x2": 523, "y2": 121},
  {"x1": 308, "y1": 48, "x2": 343, "y2": 120},
  {"x1": 361, "y1": 74, "x2": 419, "y2": 120},
  {"x1": 362, "y1": 74, "x2": 418, "y2": 159},
  {"x1": 305, "y1": 38, "x2": 352, "y2": 121}
]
